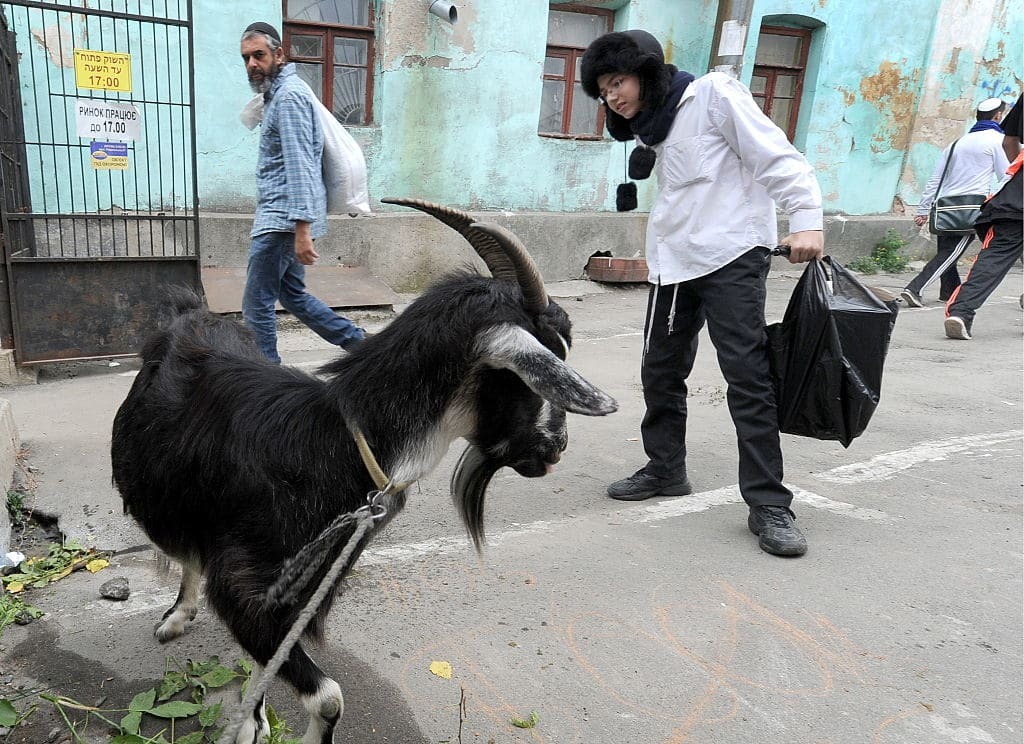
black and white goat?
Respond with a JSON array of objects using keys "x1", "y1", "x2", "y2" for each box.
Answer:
[{"x1": 111, "y1": 199, "x2": 617, "y2": 744}]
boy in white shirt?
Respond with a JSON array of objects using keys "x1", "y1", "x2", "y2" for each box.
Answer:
[{"x1": 580, "y1": 30, "x2": 824, "y2": 556}]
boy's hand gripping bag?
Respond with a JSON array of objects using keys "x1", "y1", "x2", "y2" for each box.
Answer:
[{"x1": 766, "y1": 257, "x2": 898, "y2": 447}]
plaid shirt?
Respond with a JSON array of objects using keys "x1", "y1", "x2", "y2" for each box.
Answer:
[{"x1": 250, "y1": 64, "x2": 327, "y2": 239}]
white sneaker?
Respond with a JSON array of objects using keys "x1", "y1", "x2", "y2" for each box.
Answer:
[{"x1": 944, "y1": 316, "x2": 972, "y2": 340}]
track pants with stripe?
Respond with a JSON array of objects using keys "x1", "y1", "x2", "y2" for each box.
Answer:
[
  {"x1": 945, "y1": 219, "x2": 1023, "y2": 325},
  {"x1": 905, "y1": 232, "x2": 972, "y2": 301}
]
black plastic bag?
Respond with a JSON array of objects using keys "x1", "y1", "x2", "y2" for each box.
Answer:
[{"x1": 766, "y1": 257, "x2": 898, "y2": 447}]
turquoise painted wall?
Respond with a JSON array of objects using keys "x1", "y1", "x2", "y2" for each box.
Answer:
[
  {"x1": 739, "y1": 0, "x2": 1021, "y2": 214},
  {"x1": 743, "y1": 0, "x2": 944, "y2": 215},
  {"x1": 8, "y1": 0, "x2": 1021, "y2": 218},
  {"x1": 193, "y1": 0, "x2": 279, "y2": 211}
]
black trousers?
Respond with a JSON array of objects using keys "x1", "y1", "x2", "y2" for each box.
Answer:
[
  {"x1": 947, "y1": 219, "x2": 1024, "y2": 323},
  {"x1": 905, "y1": 232, "x2": 971, "y2": 301},
  {"x1": 639, "y1": 247, "x2": 791, "y2": 508}
]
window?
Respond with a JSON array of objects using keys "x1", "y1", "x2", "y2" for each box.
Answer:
[
  {"x1": 539, "y1": 6, "x2": 612, "y2": 138},
  {"x1": 283, "y1": 0, "x2": 374, "y2": 126},
  {"x1": 750, "y1": 26, "x2": 811, "y2": 142}
]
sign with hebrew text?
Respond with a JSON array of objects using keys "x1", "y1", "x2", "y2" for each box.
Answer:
[{"x1": 74, "y1": 49, "x2": 132, "y2": 92}]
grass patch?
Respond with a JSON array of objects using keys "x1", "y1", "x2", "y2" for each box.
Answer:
[
  {"x1": 847, "y1": 229, "x2": 911, "y2": 274},
  {"x1": 5, "y1": 489, "x2": 28, "y2": 531}
]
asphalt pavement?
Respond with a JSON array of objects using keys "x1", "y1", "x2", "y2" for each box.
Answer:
[{"x1": 1, "y1": 262, "x2": 1021, "y2": 744}]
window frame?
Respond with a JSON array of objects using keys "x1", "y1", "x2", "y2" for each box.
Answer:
[
  {"x1": 282, "y1": 0, "x2": 375, "y2": 126},
  {"x1": 539, "y1": 4, "x2": 613, "y2": 140},
  {"x1": 750, "y1": 25, "x2": 811, "y2": 142}
]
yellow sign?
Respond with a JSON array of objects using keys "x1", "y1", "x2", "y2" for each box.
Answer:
[{"x1": 74, "y1": 49, "x2": 132, "y2": 93}]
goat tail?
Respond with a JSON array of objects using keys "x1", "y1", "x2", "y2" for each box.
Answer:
[{"x1": 451, "y1": 444, "x2": 500, "y2": 555}]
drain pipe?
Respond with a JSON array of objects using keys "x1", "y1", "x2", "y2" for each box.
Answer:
[{"x1": 427, "y1": 0, "x2": 458, "y2": 24}]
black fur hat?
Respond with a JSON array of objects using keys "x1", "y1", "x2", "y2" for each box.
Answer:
[{"x1": 580, "y1": 30, "x2": 671, "y2": 107}]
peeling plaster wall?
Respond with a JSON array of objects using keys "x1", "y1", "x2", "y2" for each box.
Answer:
[
  {"x1": 192, "y1": 0, "x2": 717, "y2": 213},
  {"x1": 897, "y1": 0, "x2": 1023, "y2": 209},
  {"x1": 11, "y1": 0, "x2": 1017, "y2": 218},
  {"x1": 740, "y1": 0, "x2": 940, "y2": 215}
]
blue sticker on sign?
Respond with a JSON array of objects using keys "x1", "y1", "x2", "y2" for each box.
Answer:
[
  {"x1": 90, "y1": 140, "x2": 129, "y2": 169},
  {"x1": 91, "y1": 141, "x2": 128, "y2": 158}
]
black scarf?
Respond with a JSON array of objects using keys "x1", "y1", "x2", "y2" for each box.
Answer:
[{"x1": 632, "y1": 69, "x2": 695, "y2": 147}]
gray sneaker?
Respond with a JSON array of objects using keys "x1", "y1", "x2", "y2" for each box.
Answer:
[
  {"x1": 748, "y1": 505, "x2": 808, "y2": 556},
  {"x1": 607, "y1": 468, "x2": 692, "y2": 501},
  {"x1": 900, "y1": 288, "x2": 924, "y2": 308}
]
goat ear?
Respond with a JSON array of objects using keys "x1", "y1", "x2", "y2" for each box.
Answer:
[{"x1": 480, "y1": 325, "x2": 618, "y2": 416}]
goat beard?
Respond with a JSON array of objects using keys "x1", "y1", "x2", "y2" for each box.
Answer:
[{"x1": 451, "y1": 444, "x2": 501, "y2": 555}]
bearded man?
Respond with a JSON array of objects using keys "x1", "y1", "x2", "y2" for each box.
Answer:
[{"x1": 239, "y1": 22, "x2": 365, "y2": 363}]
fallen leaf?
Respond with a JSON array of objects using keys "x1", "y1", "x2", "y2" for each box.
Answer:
[
  {"x1": 0, "y1": 699, "x2": 18, "y2": 726},
  {"x1": 86, "y1": 559, "x2": 110, "y2": 573},
  {"x1": 6, "y1": 582, "x2": 24, "y2": 594},
  {"x1": 511, "y1": 711, "x2": 540, "y2": 729},
  {"x1": 429, "y1": 661, "x2": 453, "y2": 680}
]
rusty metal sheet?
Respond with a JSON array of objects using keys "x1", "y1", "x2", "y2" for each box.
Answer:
[
  {"x1": 201, "y1": 265, "x2": 400, "y2": 315},
  {"x1": 10, "y1": 258, "x2": 201, "y2": 364}
]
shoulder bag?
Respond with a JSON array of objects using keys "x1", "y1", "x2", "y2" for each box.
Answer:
[{"x1": 928, "y1": 138, "x2": 987, "y2": 235}]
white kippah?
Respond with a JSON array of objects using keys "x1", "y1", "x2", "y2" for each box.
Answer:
[{"x1": 977, "y1": 97, "x2": 1004, "y2": 112}]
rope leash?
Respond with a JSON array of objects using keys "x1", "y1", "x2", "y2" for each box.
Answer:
[{"x1": 216, "y1": 491, "x2": 389, "y2": 744}]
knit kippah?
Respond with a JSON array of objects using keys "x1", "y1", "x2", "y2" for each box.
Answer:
[{"x1": 244, "y1": 22, "x2": 281, "y2": 42}]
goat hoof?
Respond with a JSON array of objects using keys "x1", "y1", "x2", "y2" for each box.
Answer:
[{"x1": 154, "y1": 618, "x2": 184, "y2": 642}]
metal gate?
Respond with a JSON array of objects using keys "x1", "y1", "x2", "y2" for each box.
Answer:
[{"x1": 0, "y1": 0, "x2": 200, "y2": 364}]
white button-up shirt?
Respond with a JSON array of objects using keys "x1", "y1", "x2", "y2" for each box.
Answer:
[
  {"x1": 914, "y1": 128, "x2": 1009, "y2": 216},
  {"x1": 645, "y1": 71, "x2": 823, "y2": 284}
]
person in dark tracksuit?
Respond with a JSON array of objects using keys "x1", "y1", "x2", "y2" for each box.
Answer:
[
  {"x1": 579, "y1": 31, "x2": 824, "y2": 557},
  {"x1": 943, "y1": 94, "x2": 1023, "y2": 340}
]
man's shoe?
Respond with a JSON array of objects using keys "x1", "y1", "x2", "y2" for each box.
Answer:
[
  {"x1": 900, "y1": 288, "x2": 924, "y2": 308},
  {"x1": 944, "y1": 316, "x2": 972, "y2": 340},
  {"x1": 747, "y1": 505, "x2": 808, "y2": 557},
  {"x1": 607, "y1": 469, "x2": 692, "y2": 501}
]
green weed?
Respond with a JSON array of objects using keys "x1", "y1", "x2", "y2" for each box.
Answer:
[{"x1": 847, "y1": 229, "x2": 911, "y2": 274}]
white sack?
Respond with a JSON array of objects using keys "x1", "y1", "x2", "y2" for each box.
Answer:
[{"x1": 239, "y1": 86, "x2": 371, "y2": 216}]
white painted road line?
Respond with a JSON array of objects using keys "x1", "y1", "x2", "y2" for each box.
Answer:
[
  {"x1": 814, "y1": 430, "x2": 1022, "y2": 484},
  {"x1": 361, "y1": 485, "x2": 886, "y2": 567},
  {"x1": 364, "y1": 431, "x2": 1024, "y2": 566}
]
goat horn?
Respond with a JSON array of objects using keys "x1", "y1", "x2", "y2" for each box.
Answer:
[
  {"x1": 467, "y1": 222, "x2": 548, "y2": 314},
  {"x1": 381, "y1": 197, "x2": 549, "y2": 314}
]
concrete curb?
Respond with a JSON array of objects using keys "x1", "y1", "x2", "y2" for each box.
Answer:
[{"x1": 0, "y1": 397, "x2": 19, "y2": 555}]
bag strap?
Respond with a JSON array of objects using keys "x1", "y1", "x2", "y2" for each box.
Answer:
[{"x1": 935, "y1": 137, "x2": 961, "y2": 199}]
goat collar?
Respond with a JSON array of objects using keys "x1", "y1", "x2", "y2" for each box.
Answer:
[{"x1": 352, "y1": 427, "x2": 410, "y2": 493}]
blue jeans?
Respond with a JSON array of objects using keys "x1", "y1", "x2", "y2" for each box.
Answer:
[{"x1": 242, "y1": 231, "x2": 364, "y2": 364}]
